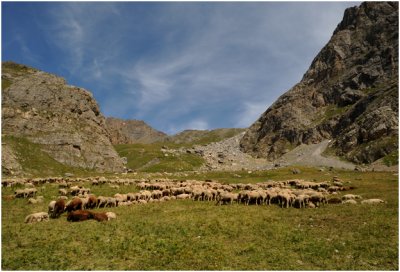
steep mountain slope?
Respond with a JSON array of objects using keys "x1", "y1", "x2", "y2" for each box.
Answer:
[
  {"x1": 106, "y1": 117, "x2": 167, "y2": 144},
  {"x1": 165, "y1": 128, "x2": 245, "y2": 145},
  {"x1": 2, "y1": 62, "x2": 125, "y2": 173},
  {"x1": 240, "y1": 2, "x2": 398, "y2": 164}
]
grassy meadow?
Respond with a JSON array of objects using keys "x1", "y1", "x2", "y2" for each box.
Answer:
[{"x1": 1, "y1": 167, "x2": 398, "y2": 270}]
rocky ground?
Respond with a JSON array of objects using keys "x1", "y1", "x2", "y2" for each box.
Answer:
[{"x1": 163, "y1": 133, "x2": 370, "y2": 172}]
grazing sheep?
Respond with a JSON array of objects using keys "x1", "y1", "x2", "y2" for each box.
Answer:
[
  {"x1": 59, "y1": 189, "x2": 68, "y2": 196},
  {"x1": 361, "y1": 199, "x2": 385, "y2": 204},
  {"x1": 96, "y1": 196, "x2": 108, "y2": 208},
  {"x1": 87, "y1": 195, "x2": 97, "y2": 209},
  {"x1": 65, "y1": 197, "x2": 83, "y2": 212},
  {"x1": 15, "y1": 188, "x2": 37, "y2": 198},
  {"x1": 58, "y1": 196, "x2": 68, "y2": 200},
  {"x1": 106, "y1": 197, "x2": 118, "y2": 207},
  {"x1": 216, "y1": 192, "x2": 238, "y2": 205},
  {"x1": 67, "y1": 210, "x2": 93, "y2": 222},
  {"x1": 69, "y1": 186, "x2": 81, "y2": 196},
  {"x1": 293, "y1": 194, "x2": 309, "y2": 209},
  {"x1": 24, "y1": 212, "x2": 49, "y2": 224},
  {"x1": 53, "y1": 199, "x2": 66, "y2": 218},
  {"x1": 48, "y1": 200, "x2": 56, "y2": 215},
  {"x1": 309, "y1": 192, "x2": 327, "y2": 207},
  {"x1": 140, "y1": 190, "x2": 152, "y2": 201},
  {"x1": 342, "y1": 194, "x2": 362, "y2": 201}
]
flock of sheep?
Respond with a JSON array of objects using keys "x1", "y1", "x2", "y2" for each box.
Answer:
[{"x1": 2, "y1": 175, "x2": 386, "y2": 224}]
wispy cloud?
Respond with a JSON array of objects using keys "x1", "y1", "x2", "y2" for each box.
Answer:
[{"x1": 3, "y1": 2, "x2": 359, "y2": 134}]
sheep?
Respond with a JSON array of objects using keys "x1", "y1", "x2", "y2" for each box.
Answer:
[
  {"x1": 69, "y1": 186, "x2": 81, "y2": 196},
  {"x1": 90, "y1": 212, "x2": 109, "y2": 222},
  {"x1": 15, "y1": 188, "x2": 37, "y2": 198},
  {"x1": 342, "y1": 194, "x2": 362, "y2": 201},
  {"x1": 293, "y1": 194, "x2": 309, "y2": 209},
  {"x1": 24, "y1": 212, "x2": 49, "y2": 224},
  {"x1": 343, "y1": 199, "x2": 357, "y2": 205},
  {"x1": 105, "y1": 197, "x2": 118, "y2": 207},
  {"x1": 309, "y1": 192, "x2": 327, "y2": 207},
  {"x1": 67, "y1": 210, "x2": 93, "y2": 222},
  {"x1": 361, "y1": 199, "x2": 386, "y2": 204},
  {"x1": 52, "y1": 199, "x2": 66, "y2": 218},
  {"x1": 28, "y1": 198, "x2": 38, "y2": 204},
  {"x1": 307, "y1": 202, "x2": 316, "y2": 208},
  {"x1": 65, "y1": 197, "x2": 83, "y2": 212},
  {"x1": 105, "y1": 212, "x2": 117, "y2": 220},
  {"x1": 277, "y1": 192, "x2": 294, "y2": 208},
  {"x1": 139, "y1": 190, "x2": 152, "y2": 201},
  {"x1": 328, "y1": 197, "x2": 342, "y2": 204},
  {"x1": 176, "y1": 193, "x2": 191, "y2": 200},
  {"x1": 244, "y1": 191, "x2": 262, "y2": 206},
  {"x1": 151, "y1": 190, "x2": 163, "y2": 200},
  {"x1": 87, "y1": 195, "x2": 97, "y2": 209},
  {"x1": 58, "y1": 188, "x2": 68, "y2": 196},
  {"x1": 48, "y1": 200, "x2": 56, "y2": 215},
  {"x1": 216, "y1": 192, "x2": 238, "y2": 205},
  {"x1": 191, "y1": 188, "x2": 204, "y2": 201},
  {"x1": 96, "y1": 196, "x2": 108, "y2": 208},
  {"x1": 80, "y1": 197, "x2": 89, "y2": 210}
]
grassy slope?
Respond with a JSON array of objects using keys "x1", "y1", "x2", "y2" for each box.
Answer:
[
  {"x1": 1, "y1": 167, "x2": 398, "y2": 270},
  {"x1": 115, "y1": 142, "x2": 204, "y2": 172},
  {"x1": 165, "y1": 128, "x2": 245, "y2": 146},
  {"x1": 2, "y1": 136, "x2": 96, "y2": 177}
]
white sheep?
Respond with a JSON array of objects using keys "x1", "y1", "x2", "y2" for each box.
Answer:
[
  {"x1": 361, "y1": 199, "x2": 386, "y2": 204},
  {"x1": 24, "y1": 212, "x2": 49, "y2": 223},
  {"x1": 343, "y1": 199, "x2": 357, "y2": 205},
  {"x1": 105, "y1": 212, "x2": 117, "y2": 220},
  {"x1": 48, "y1": 200, "x2": 56, "y2": 216}
]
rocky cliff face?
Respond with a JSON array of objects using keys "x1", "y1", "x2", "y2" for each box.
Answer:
[
  {"x1": 106, "y1": 117, "x2": 167, "y2": 144},
  {"x1": 2, "y1": 62, "x2": 125, "y2": 172},
  {"x1": 240, "y1": 2, "x2": 398, "y2": 164}
]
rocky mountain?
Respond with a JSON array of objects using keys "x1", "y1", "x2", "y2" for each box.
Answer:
[
  {"x1": 240, "y1": 2, "x2": 398, "y2": 164},
  {"x1": 106, "y1": 117, "x2": 167, "y2": 144},
  {"x1": 2, "y1": 62, "x2": 125, "y2": 173}
]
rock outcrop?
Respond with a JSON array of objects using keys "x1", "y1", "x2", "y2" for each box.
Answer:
[
  {"x1": 2, "y1": 62, "x2": 125, "y2": 172},
  {"x1": 240, "y1": 2, "x2": 398, "y2": 164},
  {"x1": 106, "y1": 117, "x2": 167, "y2": 144}
]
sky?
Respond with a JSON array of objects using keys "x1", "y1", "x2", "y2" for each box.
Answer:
[{"x1": 2, "y1": 1, "x2": 360, "y2": 135}]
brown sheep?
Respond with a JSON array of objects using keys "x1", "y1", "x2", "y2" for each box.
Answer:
[
  {"x1": 90, "y1": 212, "x2": 109, "y2": 222},
  {"x1": 87, "y1": 195, "x2": 97, "y2": 209},
  {"x1": 65, "y1": 197, "x2": 83, "y2": 212},
  {"x1": 52, "y1": 199, "x2": 65, "y2": 218},
  {"x1": 67, "y1": 210, "x2": 93, "y2": 222}
]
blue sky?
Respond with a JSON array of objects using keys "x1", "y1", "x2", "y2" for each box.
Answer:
[{"x1": 2, "y1": 1, "x2": 360, "y2": 134}]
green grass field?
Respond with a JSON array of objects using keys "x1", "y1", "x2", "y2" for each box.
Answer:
[
  {"x1": 115, "y1": 142, "x2": 204, "y2": 172},
  {"x1": 1, "y1": 168, "x2": 398, "y2": 270}
]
